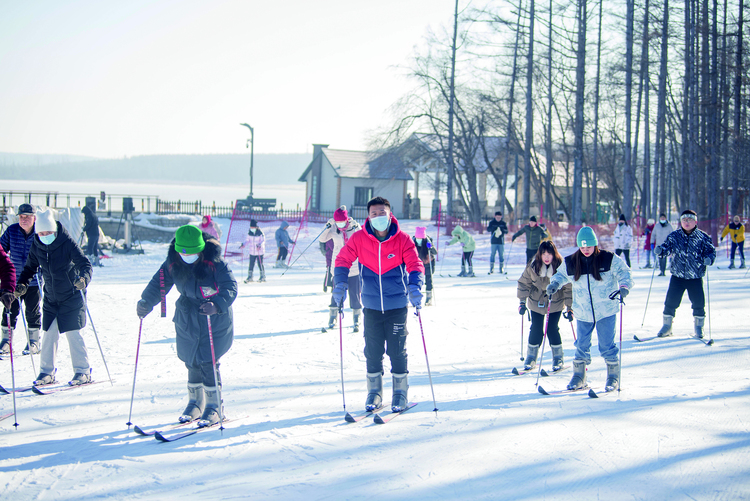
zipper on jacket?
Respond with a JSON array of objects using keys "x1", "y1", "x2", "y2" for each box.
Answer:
[
  {"x1": 586, "y1": 272, "x2": 597, "y2": 326},
  {"x1": 378, "y1": 241, "x2": 384, "y2": 313}
]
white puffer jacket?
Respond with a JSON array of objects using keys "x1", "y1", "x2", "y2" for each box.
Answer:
[
  {"x1": 319, "y1": 218, "x2": 361, "y2": 277},
  {"x1": 613, "y1": 223, "x2": 633, "y2": 250}
]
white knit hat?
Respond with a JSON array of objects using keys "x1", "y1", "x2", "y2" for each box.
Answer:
[{"x1": 35, "y1": 209, "x2": 57, "y2": 233}]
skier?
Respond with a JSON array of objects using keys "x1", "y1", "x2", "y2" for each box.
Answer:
[
  {"x1": 546, "y1": 226, "x2": 634, "y2": 392},
  {"x1": 413, "y1": 226, "x2": 437, "y2": 306},
  {"x1": 720, "y1": 215, "x2": 745, "y2": 269},
  {"x1": 653, "y1": 213, "x2": 673, "y2": 276},
  {"x1": 15, "y1": 209, "x2": 94, "y2": 386},
  {"x1": 137, "y1": 224, "x2": 237, "y2": 425},
  {"x1": 517, "y1": 240, "x2": 572, "y2": 372},
  {"x1": 1, "y1": 203, "x2": 42, "y2": 355},
  {"x1": 487, "y1": 211, "x2": 508, "y2": 274},
  {"x1": 0, "y1": 247, "x2": 16, "y2": 329},
  {"x1": 239, "y1": 219, "x2": 266, "y2": 283},
  {"x1": 274, "y1": 221, "x2": 294, "y2": 268},
  {"x1": 332, "y1": 196, "x2": 424, "y2": 413},
  {"x1": 199, "y1": 215, "x2": 222, "y2": 241},
  {"x1": 319, "y1": 206, "x2": 362, "y2": 331},
  {"x1": 82, "y1": 202, "x2": 102, "y2": 267},
  {"x1": 654, "y1": 210, "x2": 716, "y2": 339},
  {"x1": 642, "y1": 218, "x2": 655, "y2": 268},
  {"x1": 512, "y1": 216, "x2": 550, "y2": 264},
  {"x1": 613, "y1": 214, "x2": 633, "y2": 268},
  {"x1": 447, "y1": 224, "x2": 476, "y2": 277}
]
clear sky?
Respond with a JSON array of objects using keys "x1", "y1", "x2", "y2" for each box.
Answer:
[{"x1": 0, "y1": 0, "x2": 457, "y2": 158}]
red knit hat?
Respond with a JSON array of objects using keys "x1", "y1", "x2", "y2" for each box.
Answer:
[{"x1": 334, "y1": 205, "x2": 348, "y2": 222}]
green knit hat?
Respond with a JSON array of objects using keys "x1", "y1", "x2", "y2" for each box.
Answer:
[
  {"x1": 175, "y1": 225, "x2": 206, "y2": 254},
  {"x1": 576, "y1": 226, "x2": 598, "y2": 247}
]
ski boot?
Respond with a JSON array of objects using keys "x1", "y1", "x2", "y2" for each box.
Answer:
[
  {"x1": 391, "y1": 373, "x2": 409, "y2": 412},
  {"x1": 258, "y1": 271, "x2": 266, "y2": 283},
  {"x1": 693, "y1": 316, "x2": 705, "y2": 339},
  {"x1": 244, "y1": 271, "x2": 254, "y2": 283},
  {"x1": 551, "y1": 344, "x2": 565, "y2": 372},
  {"x1": 729, "y1": 259, "x2": 736, "y2": 269},
  {"x1": 741, "y1": 258, "x2": 746, "y2": 269},
  {"x1": 365, "y1": 372, "x2": 383, "y2": 411},
  {"x1": 0, "y1": 327, "x2": 10, "y2": 355},
  {"x1": 353, "y1": 308, "x2": 361, "y2": 332},
  {"x1": 457, "y1": 265, "x2": 467, "y2": 277},
  {"x1": 198, "y1": 386, "x2": 222, "y2": 427},
  {"x1": 566, "y1": 360, "x2": 587, "y2": 390},
  {"x1": 498, "y1": 262, "x2": 504, "y2": 274},
  {"x1": 644, "y1": 262, "x2": 652, "y2": 269},
  {"x1": 523, "y1": 344, "x2": 540, "y2": 371},
  {"x1": 466, "y1": 265, "x2": 476, "y2": 277},
  {"x1": 425, "y1": 291, "x2": 433, "y2": 306},
  {"x1": 33, "y1": 369, "x2": 57, "y2": 386},
  {"x1": 327, "y1": 307, "x2": 337, "y2": 330},
  {"x1": 657, "y1": 270, "x2": 666, "y2": 276},
  {"x1": 657, "y1": 315, "x2": 673, "y2": 337},
  {"x1": 69, "y1": 369, "x2": 92, "y2": 386},
  {"x1": 179, "y1": 383, "x2": 205, "y2": 423},
  {"x1": 23, "y1": 328, "x2": 41, "y2": 355},
  {"x1": 488, "y1": 264, "x2": 494, "y2": 275},
  {"x1": 605, "y1": 359, "x2": 620, "y2": 391}
]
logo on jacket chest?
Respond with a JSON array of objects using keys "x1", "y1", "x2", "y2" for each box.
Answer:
[{"x1": 386, "y1": 253, "x2": 396, "y2": 259}]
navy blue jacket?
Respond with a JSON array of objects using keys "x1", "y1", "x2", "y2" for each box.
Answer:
[
  {"x1": 658, "y1": 228, "x2": 716, "y2": 280},
  {"x1": 487, "y1": 219, "x2": 508, "y2": 244},
  {"x1": 0, "y1": 223, "x2": 39, "y2": 286}
]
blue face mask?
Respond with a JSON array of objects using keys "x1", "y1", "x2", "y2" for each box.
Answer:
[
  {"x1": 370, "y1": 215, "x2": 390, "y2": 232},
  {"x1": 39, "y1": 233, "x2": 56, "y2": 245},
  {"x1": 180, "y1": 253, "x2": 199, "y2": 264}
]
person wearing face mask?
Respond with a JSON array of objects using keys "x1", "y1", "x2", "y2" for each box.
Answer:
[
  {"x1": 1, "y1": 203, "x2": 42, "y2": 355},
  {"x1": 15, "y1": 209, "x2": 93, "y2": 386},
  {"x1": 654, "y1": 210, "x2": 716, "y2": 339},
  {"x1": 546, "y1": 227, "x2": 633, "y2": 392},
  {"x1": 487, "y1": 212, "x2": 508, "y2": 274},
  {"x1": 240, "y1": 219, "x2": 266, "y2": 283},
  {"x1": 613, "y1": 214, "x2": 633, "y2": 268},
  {"x1": 642, "y1": 218, "x2": 656, "y2": 269},
  {"x1": 517, "y1": 240, "x2": 572, "y2": 372},
  {"x1": 720, "y1": 215, "x2": 745, "y2": 269},
  {"x1": 318, "y1": 206, "x2": 362, "y2": 331},
  {"x1": 447, "y1": 224, "x2": 477, "y2": 277},
  {"x1": 653, "y1": 213, "x2": 673, "y2": 276},
  {"x1": 137, "y1": 224, "x2": 237, "y2": 426},
  {"x1": 512, "y1": 216, "x2": 551, "y2": 264},
  {"x1": 332, "y1": 196, "x2": 424, "y2": 413},
  {"x1": 412, "y1": 226, "x2": 437, "y2": 305}
]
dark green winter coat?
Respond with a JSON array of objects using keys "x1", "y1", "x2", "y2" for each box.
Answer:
[
  {"x1": 512, "y1": 225, "x2": 550, "y2": 250},
  {"x1": 140, "y1": 235, "x2": 237, "y2": 368}
]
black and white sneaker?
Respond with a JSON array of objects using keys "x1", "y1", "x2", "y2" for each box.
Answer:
[
  {"x1": 69, "y1": 371, "x2": 92, "y2": 386},
  {"x1": 34, "y1": 371, "x2": 56, "y2": 386},
  {"x1": 23, "y1": 341, "x2": 40, "y2": 355}
]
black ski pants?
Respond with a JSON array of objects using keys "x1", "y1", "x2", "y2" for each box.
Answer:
[
  {"x1": 424, "y1": 258, "x2": 435, "y2": 291},
  {"x1": 525, "y1": 248, "x2": 536, "y2": 264},
  {"x1": 659, "y1": 255, "x2": 668, "y2": 273},
  {"x1": 247, "y1": 255, "x2": 264, "y2": 276},
  {"x1": 187, "y1": 362, "x2": 221, "y2": 387},
  {"x1": 363, "y1": 307, "x2": 408, "y2": 374},
  {"x1": 528, "y1": 310, "x2": 562, "y2": 346},
  {"x1": 1, "y1": 285, "x2": 41, "y2": 329},
  {"x1": 663, "y1": 276, "x2": 705, "y2": 317},
  {"x1": 616, "y1": 248, "x2": 631, "y2": 267},
  {"x1": 277, "y1": 246, "x2": 288, "y2": 262},
  {"x1": 730, "y1": 241, "x2": 745, "y2": 261},
  {"x1": 461, "y1": 251, "x2": 473, "y2": 268}
]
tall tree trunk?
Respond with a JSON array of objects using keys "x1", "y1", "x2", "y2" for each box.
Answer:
[
  {"x1": 523, "y1": 0, "x2": 535, "y2": 219},
  {"x1": 641, "y1": 0, "x2": 652, "y2": 221},
  {"x1": 545, "y1": 0, "x2": 554, "y2": 222},
  {"x1": 623, "y1": 0, "x2": 635, "y2": 219},
  {"x1": 572, "y1": 0, "x2": 587, "y2": 225},
  {"x1": 720, "y1": 0, "x2": 729, "y2": 221},
  {"x1": 732, "y1": 0, "x2": 744, "y2": 215},
  {"x1": 656, "y1": 0, "x2": 669, "y2": 215},
  {"x1": 446, "y1": 0, "x2": 459, "y2": 222},
  {"x1": 592, "y1": 0, "x2": 604, "y2": 224}
]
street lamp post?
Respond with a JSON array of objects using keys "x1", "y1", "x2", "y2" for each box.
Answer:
[{"x1": 240, "y1": 123, "x2": 254, "y2": 199}]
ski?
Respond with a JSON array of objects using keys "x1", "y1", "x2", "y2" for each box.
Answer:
[
  {"x1": 344, "y1": 405, "x2": 384, "y2": 423},
  {"x1": 511, "y1": 367, "x2": 536, "y2": 376},
  {"x1": 689, "y1": 335, "x2": 714, "y2": 346},
  {"x1": 633, "y1": 334, "x2": 662, "y2": 342},
  {"x1": 537, "y1": 385, "x2": 589, "y2": 396},
  {"x1": 134, "y1": 420, "x2": 196, "y2": 436},
  {"x1": 0, "y1": 411, "x2": 15, "y2": 422},
  {"x1": 540, "y1": 365, "x2": 570, "y2": 377},
  {"x1": 588, "y1": 387, "x2": 619, "y2": 398},
  {"x1": 31, "y1": 380, "x2": 105, "y2": 395},
  {"x1": 0, "y1": 384, "x2": 35, "y2": 395},
  {"x1": 373, "y1": 402, "x2": 418, "y2": 424},
  {"x1": 154, "y1": 418, "x2": 232, "y2": 442}
]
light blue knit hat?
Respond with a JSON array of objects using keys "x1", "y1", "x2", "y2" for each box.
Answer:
[{"x1": 576, "y1": 226, "x2": 598, "y2": 247}]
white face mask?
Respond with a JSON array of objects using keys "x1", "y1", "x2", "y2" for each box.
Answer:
[
  {"x1": 180, "y1": 253, "x2": 199, "y2": 264},
  {"x1": 416, "y1": 238, "x2": 423, "y2": 246},
  {"x1": 39, "y1": 233, "x2": 56, "y2": 245},
  {"x1": 336, "y1": 221, "x2": 347, "y2": 229},
  {"x1": 370, "y1": 215, "x2": 390, "y2": 232},
  {"x1": 660, "y1": 219, "x2": 667, "y2": 224}
]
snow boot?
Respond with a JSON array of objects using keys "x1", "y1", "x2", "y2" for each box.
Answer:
[
  {"x1": 466, "y1": 265, "x2": 476, "y2": 277},
  {"x1": 244, "y1": 271, "x2": 254, "y2": 283},
  {"x1": 69, "y1": 369, "x2": 92, "y2": 386},
  {"x1": 657, "y1": 271, "x2": 666, "y2": 276},
  {"x1": 179, "y1": 383, "x2": 205, "y2": 423},
  {"x1": 729, "y1": 259, "x2": 736, "y2": 269},
  {"x1": 523, "y1": 344, "x2": 540, "y2": 371},
  {"x1": 499, "y1": 262, "x2": 504, "y2": 274},
  {"x1": 457, "y1": 265, "x2": 467, "y2": 277},
  {"x1": 566, "y1": 360, "x2": 587, "y2": 390},
  {"x1": 657, "y1": 315, "x2": 674, "y2": 337},
  {"x1": 23, "y1": 328, "x2": 41, "y2": 355},
  {"x1": 425, "y1": 291, "x2": 433, "y2": 306},
  {"x1": 365, "y1": 372, "x2": 383, "y2": 411},
  {"x1": 740, "y1": 258, "x2": 746, "y2": 269},
  {"x1": 605, "y1": 359, "x2": 620, "y2": 391},
  {"x1": 259, "y1": 271, "x2": 266, "y2": 283},
  {"x1": 327, "y1": 307, "x2": 337, "y2": 330},
  {"x1": 391, "y1": 373, "x2": 409, "y2": 412},
  {"x1": 488, "y1": 264, "x2": 494, "y2": 274},
  {"x1": 34, "y1": 369, "x2": 56, "y2": 386},
  {"x1": 644, "y1": 262, "x2": 652, "y2": 269},
  {"x1": 551, "y1": 344, "x2": 565, "y2": 372},
  {"x1": 693, "y1": 316, "x2": 705, "y2": 339},
  {"x1": 0, "y1": 326, "x2": 10, "y2": 355},
  {"x1": 353, "y1": 308, "x2": 362, "y2": 332},
  {"x1": 198, "y1": 386, "x2": 222, "y2": 427}
]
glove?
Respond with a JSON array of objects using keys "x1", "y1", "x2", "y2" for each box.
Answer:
[
  {"x1": 703, "y1": 257, "x2": 712, "y2": 266},
  {"x1": 408, "y1": 284, "x2": 423, "y2": 309},
  {"x1": 1, "y1": 292, "x2": 15, "y2": 309},
  {"x1": 14, "y1": 283, "x2": 27, "y2": 297},
  {"x1": 654, "y1": 245, "x2": 663, "y2": 257},
  {"x1": 136, "y1": 299, "x2": 152, "y2": 318},
  {"x1": 546, "y1": 283, "x2": 559, "y2": 297},
  {"x1": 563, "y1": 310, "x2": 574, "y2": 322},
  {"x1": 619, "y1": 288, "x2": 629, "y2": 300},
  {"x1": 199, "y1": 302, "x2": 218, "y2": 315},
  {"x1": 518, "y1": 302, "x2": 527, "y2": 316},
  {"x1": 511, "y1": 236, "x2": 516, "y2": 242},
  {"x1": 74, "y1": 277, "x2": 87, "y2": 290},
  {"x1": 332, "y1": 282, "x2": 348, "y2": 307}
]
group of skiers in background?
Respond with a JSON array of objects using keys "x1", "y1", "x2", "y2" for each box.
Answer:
[{"x1": 0, "y1": 196, "x2": 742, "y2": 426}]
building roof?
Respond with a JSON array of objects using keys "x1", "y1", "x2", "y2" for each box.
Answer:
[{"x1": 298, "y1": 147, "x2": 413, "y2": 182}]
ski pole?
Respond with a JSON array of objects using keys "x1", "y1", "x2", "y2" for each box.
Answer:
[
  {"x1": 6, "y1": 313, "x2": 19, "y2": 428},
  {"x1": 520, "y1": 313, "x2": 525, "y2": 361},
  {"x1": 19, "y1": 300, "x2": 36, "y2": 375},
  {"x1": 640, "y1": 264, "x2": 657, "y2": 327},
  {"x1": 338, "y1": 305, "x2": 347, "y2": 414},
  {"x1": 428, "y1": 258, "x2": 437, "y2": 306},
  {"x1": 438, "y1": 245, "x2": 447, "y2": 277},
  {"x1": 705, "y1": 268, "x2": 714, "y2": 345},
  {"x1": 570, "y1": 319, "x2": 577, "y2": 341},
  {"x1": 618, "y1": 297, "x2": 623, "y2": 393},
  {"x1": 535, "y1": 302, "x2": 552, "y2": 387},
  {"x1": 281, "y1": 224, "x2": 330, "y2": 277},
  {"x1": 504, "y1": 239, "x2": 514, "y2": 275},
  {"x1": 205, "y1": 314, "x2": 225, "y2": 433},
  {"x1": 80, "y1": 290, "x2": 113, "y2": 386},
  {"x1": 126, "y1": 318, "x2": 144, "y2": 428},
  {"x1": 323, "y1": 265, "x2": 331, "y2": 293},
  {"x1": 416, "y1": 310, "x2": 438, "y2": 413}
]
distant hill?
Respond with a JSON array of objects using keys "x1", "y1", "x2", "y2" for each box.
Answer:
[{"x1": 0, "y1": 152, "x2": 310, "y2": 185}]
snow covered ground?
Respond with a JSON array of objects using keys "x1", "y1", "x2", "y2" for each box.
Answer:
[{"x1": 1, "y1": 219, "x2": 748, "y2": 500}]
